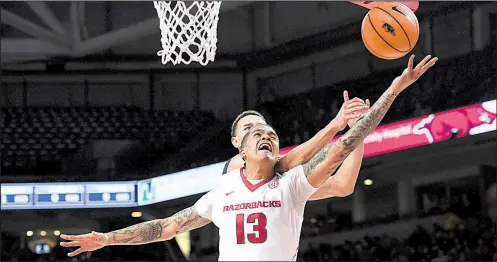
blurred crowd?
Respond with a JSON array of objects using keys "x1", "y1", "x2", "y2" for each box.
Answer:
[
  {"x1": 260, "y1": 47, "x2": 496, "y2": 148},
  {"x1": 300, "y1": 214, "x2": 496, "y2": 261},
  {"x1": 298, "y1": 187, "x2": 497, "y2": 261},
  {"x1": 301, "y1": 188, "x2": 482, "y2": 238}
]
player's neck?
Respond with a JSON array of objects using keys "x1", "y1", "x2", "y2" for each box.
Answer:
[{"x1": 244, "y1": 164, "x2": 273, "y2": 180}]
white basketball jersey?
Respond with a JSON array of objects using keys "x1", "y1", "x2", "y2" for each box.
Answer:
[{"x1": 195, "y1": 165, "x2": 318, "y2": 261}]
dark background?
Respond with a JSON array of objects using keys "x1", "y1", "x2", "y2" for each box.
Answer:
[{"x1": 1, "y1": 1, "x2": 496, "y2": 261}]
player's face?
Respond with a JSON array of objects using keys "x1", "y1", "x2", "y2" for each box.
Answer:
[
  {"x1": 240, "y1": 125, "x2": 280, "y2": 165},
  {"x1": 232, "y1": 115, "x2": 267, "y2": 148}
]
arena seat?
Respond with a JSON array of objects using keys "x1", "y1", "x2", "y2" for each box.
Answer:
[{"x1": 0, "y1": 106, "x2": 216, "y2": 175}]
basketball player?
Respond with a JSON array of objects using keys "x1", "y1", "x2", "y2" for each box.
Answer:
[
  {"x1": 225, "y1": 91, "x2": 370, "y2": 200},
  {"x1": 60, "y1": 55, "x2": 437, "y2": 260}
]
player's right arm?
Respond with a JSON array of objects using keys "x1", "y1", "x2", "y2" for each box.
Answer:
[
  {"x1": 303, "y1": 55, "x2": 437, "y2": 188},
  {"x1": 105, "y1": 206, "x2": 210, "y2": 244},
  {"x1": 60, "y1": 206, "x2": 210, "y2": 257},
  {"x1": 61, "y1": 187, "x2": 219, "y2": 257}
]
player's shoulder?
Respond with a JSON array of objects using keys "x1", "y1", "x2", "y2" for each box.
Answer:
[
  {"x1": 276, "y1": 165, "x2": 306, "y2": 186},
  {"x1": 219, "y1": 167, "x2": 242, "y2": 184},
  {"x1": 280, "y1": 164, "x2": 305, "y2": 178},
  {"x1": 222, "y1": 155, "x2": 244, "y2": 175}
]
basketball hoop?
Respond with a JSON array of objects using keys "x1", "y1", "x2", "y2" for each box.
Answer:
[{"x1": 153, "y1": 1, "x2": 222, "y2": 66}]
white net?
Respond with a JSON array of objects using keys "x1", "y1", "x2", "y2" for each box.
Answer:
[{"x1": 153, "y1": 1, "x2": 222, "y2": 66}]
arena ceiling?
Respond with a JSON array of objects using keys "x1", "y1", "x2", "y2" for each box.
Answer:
[
  {"x1": 1, "y1": 2, "x2": 478, "y2": 67},
  {"x1": 0, "y1": 1, "x2": 255, "y2": 64},
  {"x1": 1, "y1": 1, "x2": 378, "y2": 66}
]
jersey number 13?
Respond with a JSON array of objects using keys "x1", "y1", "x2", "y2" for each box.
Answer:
[{"x1": 236, "y1": 213, "x2": 268, "y2": 244}]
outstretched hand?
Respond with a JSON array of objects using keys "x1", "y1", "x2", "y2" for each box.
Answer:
[
  {"x1": 393, "y1": 54, "x2": 438, "y2": 92},
  {"x1": 345, "y1": 91, "x2": 370, "y2": 128},
  {"x1": 60, "y1": 231, "x2": 108, "y2": 257},
  {"x1": 334, "y1": 91, "x2": 370, "y2": 130}
]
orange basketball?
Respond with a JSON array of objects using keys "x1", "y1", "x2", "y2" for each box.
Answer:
[{"x1": 361, "y1": 2, "x2": 419, "y2": 60}]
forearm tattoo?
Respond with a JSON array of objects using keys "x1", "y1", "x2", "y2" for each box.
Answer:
[
  {"x1": 172, "y1": 206, "x2": 211, "y2": 234},
  {"x1": 303, "y1": 142, "x2": 334, "y2": 177},
  {"x1": 302, "y1": 90, "x2": 398, "y2": 179},
  {"x1": 107, "y1": 207, "x2": 211, "y2": 245},
  {"x1": 339, "y1": 90, "x2": 397, "y2": 153},
  {"x1": 107, "y1": 220, "x2": 165, "y2": 245}
]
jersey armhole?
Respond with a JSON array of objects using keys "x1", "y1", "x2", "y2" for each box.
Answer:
[{"x1": 222, "y1": 158, "x2": 232, "y2": 175}]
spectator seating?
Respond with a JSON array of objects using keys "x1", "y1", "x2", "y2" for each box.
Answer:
[
  {"x1": 0, "y1": 107, "x2": 215, "y2": 175},
  {"x1": 299, "y1": 214, "x2": 496, "y2": 261}
]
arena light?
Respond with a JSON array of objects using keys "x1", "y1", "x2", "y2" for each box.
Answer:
[
  {"x1": 131, "y1": 211, "x2": 142, "y2": 218},
  {"x1": 364, "y1": 179, "x2": 373, "y2": 186},
  {"x1": 40, "y1": 230, "x2": 47, "y2": 236},
  {"x1": 26, "y1": 231, "x2": 33, "y2": 237},
  {"x1": 53, "y1": 230, "x2": 61, "y2": 236}
]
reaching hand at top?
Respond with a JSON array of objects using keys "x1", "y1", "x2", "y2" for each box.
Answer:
[{"x1": 392, "y1": 55, "x2": 438, "y2": 93}]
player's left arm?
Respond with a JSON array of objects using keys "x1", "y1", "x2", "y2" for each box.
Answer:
[
  {"x1": 285, "y1": 140, "x2": 364, "y2": 203},
  {"x1": 302, "y1": 55, "x2": 437, "y2": 189},
  {"x1": 275, "y1": 92, "x2": 369, "y2": 174},
  {"x1": 307, "y1": 109, "x2": 368, "y2": 200},
  {"x1": 307, "y1": 141, "x2": 364, "y2": 200}
]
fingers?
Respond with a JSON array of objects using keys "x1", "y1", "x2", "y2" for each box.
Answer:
[
  {"x1": 60, "y1": 234, "x2": 86, "y2": 241},
  {"x1": 346, "y1": 100, "x2": 366, "y2": 108},
  {"x1": 341, "y1": 96, "x2": 368, "y2": 118},
  {"x1": 419, "y1": 57, "x2": 438, "y2": 75},
  {"x1": 346, "y1": 99, "x2": 369, "y2": 114},
  {"x1": 343, "y1": 90, "x2": 349, "y2": 102},
  {"x1": 349, "y1": 111, "x2": 368, "y2": 119},
  {"x1": 343, "y1": 97, "x2": 367, "y2": 112},
  {"x1": 348, "y1": 107, "x2": 369, "y2": 115},
  {"x1": 60, "y1": 241, "x2": 81, "y2": 248},
  {"x1": 68, "y1": 248, "x2": 84, "y2": 257},
  {"x1": 407, "y1": 55, "x2": 415, "y2": 70},
  {"x1": 415, "y1": 55, "x2": 432, "y2": 71},
  {"x1": 345, "y1": 105, "x2": 369, "y2": 117},
  {"x1": 346, "y1": 111, "x2": 368, "y2": 122},
  {"x1": 346, "y1": 97, "x2": 365, "y2": 105}
]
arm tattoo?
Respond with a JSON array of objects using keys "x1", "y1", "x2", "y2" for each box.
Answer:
[
  {"x1": 302, "y1": 90, "x2": 397, "y2": 180},
  {"x1": 327, "y1": 90, "x2": 397, "y2": 172},
  {"x1": 338, "y1": 90, "x2": 397, "y2": 153},
  {"x1": 172, "y1": 206, "x2": 211, "y2": 233},
  {"x1": 107, "y1": 220, "x2": 165, "y2": 244},
  {"x1": 107, "y1": 207, "x2": 211, "y2": 245},
  {"x1": 302, "y1": 142, "x2": 334, "y2": 177}
]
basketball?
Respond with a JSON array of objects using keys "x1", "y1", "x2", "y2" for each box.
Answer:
[{"x1": 361, "y1": 2, "x2": 419, "y2": 60}]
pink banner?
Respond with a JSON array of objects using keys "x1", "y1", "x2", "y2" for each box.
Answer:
[{"x1": 280, "y1": 100, "x2": 496, "y2": 158}]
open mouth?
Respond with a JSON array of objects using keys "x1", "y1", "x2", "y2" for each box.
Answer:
[{"x1": 258, "y1": 142, "x2": 272, "y2": 152}]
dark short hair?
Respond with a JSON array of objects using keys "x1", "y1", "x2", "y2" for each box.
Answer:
[{"x1": 230, "y1": 110, "x2": 265, "y2": 137}]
